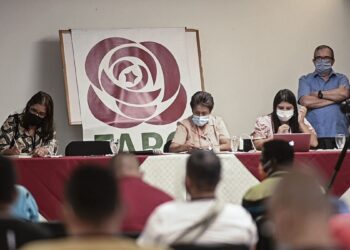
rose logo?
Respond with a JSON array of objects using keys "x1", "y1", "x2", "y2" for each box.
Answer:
[{"x1": 85, "y1": 37, "x2": 187, "y2": 128}]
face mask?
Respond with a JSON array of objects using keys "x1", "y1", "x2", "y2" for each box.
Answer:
[
  {"x1": 276, "y1": 109, "x2": 294, "y2": 122},
  {"x1": 192, "y1": 115, "x2": 209, "y2": 127},
  {"x1": 315, "y1": 59, "x2": 332, "y2": 75},
  {"x1": 26, "y1": 112, "x2": 44, "y2": 127}
]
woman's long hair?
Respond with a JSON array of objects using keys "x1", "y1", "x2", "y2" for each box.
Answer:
[
  {"x1": 271, "y1": 89, "x2": 300, "y2": 133},
  {"x1": 22, "y1": 91, "x2": 54, "y2": 143}
]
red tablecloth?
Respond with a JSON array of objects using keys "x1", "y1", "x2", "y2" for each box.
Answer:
[
  {"x1": 13, "y1": 151, "x2": 350, "y2": 220},
  {"x1": 15, "y1": 156, "x2": 147, "y2": 220},
  {"x1": 235, "y1": 151, "x2": 350, "y2": 196}
]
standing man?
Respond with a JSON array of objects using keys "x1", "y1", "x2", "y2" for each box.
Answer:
[{"x1": 298, "y1": 45, "x2": 350, "y2": 149}]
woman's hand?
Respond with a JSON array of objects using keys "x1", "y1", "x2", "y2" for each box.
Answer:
[
  {"x1": 33, "y1": 147, "x2": 49, "y2": 157},
  {"x1": 298, "y1": 106, "x2": 307, "y2": 124},
  {"x1": 2, "y1": 146, "x2": 21, "y2": 155},
  {"x1": 184, "y1": 142, "x2": 199, "y2": 152},
  {"x1": 277, "y1": 124, "x2": 291, "y2": 134}
]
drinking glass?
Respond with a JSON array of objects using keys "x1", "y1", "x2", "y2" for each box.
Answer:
[
  {"x1": 231, "y1": 136, "x2": 240, "y2": 152},
  {"x1": 110, "y1": 139, "x2": 120, "y2": 155},
  {"x1": 335, "y1": 134, "x2": 346, "y2": 149}
]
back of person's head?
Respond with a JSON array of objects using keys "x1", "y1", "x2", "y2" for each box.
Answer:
[
  {"x1": 65, "y1": 165, "x2": 119, "y2": 226},
  {"x1": 110, "y1": 152, "x2": 140, "y2": 178},
  {"x1": 0, "y1": 156, "x2": 17, "y2": 206},
  {"x1": 186, "y1": 150, "x2": 221, "y2": 192},
  {"x1": 268, "y1": 168, "x2": 332, "y2": 248},
  {"x1": 260, "y1": 140, "x2": 294, "y2": 175}
]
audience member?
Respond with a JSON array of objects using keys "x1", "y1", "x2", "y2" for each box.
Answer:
[
  {"x1": 22, "y1": 164, "x2": 164, "y2": 250},
  {"x1": 330, "y1": 213, "x2": 350, "y2": 249},
  {"x1": 170, "y1": 91, "x2": 231, "y2": 153},
  {"x1": 11, "y1": 185, "x2": 40, "y2": 222},
  {"x1": 110, "y1": 153, "x2": 173, "y2": 233},
  {"x1": 252, "y1": 89, "x2": 317, "y2": 150},
  {"x1": 242, "y1": 139, "x2": 294, "y2": 220},
  {"x1": 298, "y1": 45, "x2": 350, "y2": 149},
  {"x1": 0, "y1": 91, "x2": 56, "y2": 157},
  {"x1": 268, "y1": 168, "x2": 336, "y2": 250},
  {"x1": 138, "y1": 150, "x2": 257, "y2": 247},
  {"x1": 0, "y1": 155, "x2": 50, "y2": 250}
]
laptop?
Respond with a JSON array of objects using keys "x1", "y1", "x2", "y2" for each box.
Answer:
[{"x1": 273, "y1": 133, "x2": 311, "y2": 152}]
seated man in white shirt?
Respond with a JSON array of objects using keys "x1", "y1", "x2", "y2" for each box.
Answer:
[{"x1": 137, "y1": 150, "x2": 257, "y2": 248}]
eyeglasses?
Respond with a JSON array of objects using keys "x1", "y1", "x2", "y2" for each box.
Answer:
[
  {"x1": 314, "y1": 56, "x2": 334, "y2": 61},
  {"x1": 29, "y1": 107, "x2": 46, "y2": 118}
]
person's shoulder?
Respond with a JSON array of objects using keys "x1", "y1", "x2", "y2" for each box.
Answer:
[
  {"x1": 22, "y1": 236, "x2": 166, "y2": 250},
  {"x1": 243, "y1": 183, "x2": 264, "y2": 201},
  {"x1": 210, "y1": 115, "x2": 224, "y2": 123},
  {"x1": 299, "y1": 72, "x2": 316, "y2": 81},
  {"x1": 255, "y1": 114, "x2": 271, "y2": 123},
  {"x1": 222, "y1": 203, "x2": 254, "y2": 220},
  {"x1": 334, "y1": 72, "x2": 349, "y2": 79},
  {"x1": 149, "y1": 200, "x2": 189, "y2": 220},
  {"x1": 20, "y1": 238, "x2": 63, "y2": 250},
  {"x1": 3, "y1": 113, "x2": 17, "y2": 123},
  {"x1": 177, "y1": 116, "x2": 192, "y2": 126}
]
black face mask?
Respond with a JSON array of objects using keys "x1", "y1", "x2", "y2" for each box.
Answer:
[{"x1": 26, "y1": 112, "x2": 44, "y2": 127}]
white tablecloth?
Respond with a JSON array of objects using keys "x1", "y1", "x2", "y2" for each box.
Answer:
[{"x1": 140, "y1": 153, "x2": 259, "y2": 204}]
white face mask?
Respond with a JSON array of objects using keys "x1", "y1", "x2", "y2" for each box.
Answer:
[
  {"x1": 276, "y1": 109, "x2": 294, "y2": 122},
  {"x1": 192, "y1": 115, "x2": 209, "y2": 127}
]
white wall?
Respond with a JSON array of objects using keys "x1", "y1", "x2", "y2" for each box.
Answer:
[{"x1": 1, "y1": 0, "x2": 350, "y2": 152}]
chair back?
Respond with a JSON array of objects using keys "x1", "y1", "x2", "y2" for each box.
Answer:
[
  {"x1": 163, "y1": 140, "x2": 172, "y2": 153},
  {"x1": 65, "y1": 141, "x2": 112, "y2": 156},
  {"x1": 37, "y1": 221, "x2": 67, "y2": 238}
]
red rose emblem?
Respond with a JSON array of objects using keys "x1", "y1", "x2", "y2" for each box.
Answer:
[{"x1": 85, "y1": 37, "x2": 187, "y2": 128}]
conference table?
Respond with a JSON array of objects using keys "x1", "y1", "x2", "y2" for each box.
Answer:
[{"x1": 13, "y1": 150, "x2": 350, "y2": 221}]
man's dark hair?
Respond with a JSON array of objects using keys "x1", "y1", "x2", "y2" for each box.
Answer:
[
  {"x1": 314, "y1": 45, "x2": 334, "y2": 60},
  {"x1": 0, "y1": 156, "x2": 16, "y2": 204},
  {"x1": 190, "y1": 91, "x2": 214, "y2": 112},
  {"x1": 186, "y1": 150, "x2": 221, "y2": 191},
  {"x1": 260, "y1": 140, "x2": 294, "y2": 175},
  {"x1": 65, "y1": 165, "x2": 119, "y2": 225}
]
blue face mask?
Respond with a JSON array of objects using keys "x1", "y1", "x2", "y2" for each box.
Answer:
[
  {"x1": 315, "y1": 59, "x2": 332, "y2": 75},
  {"x1": 192, "y1": 115, "x2": 209, "y2": 127}
]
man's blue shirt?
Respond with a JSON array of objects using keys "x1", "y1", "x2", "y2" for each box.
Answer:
[{"x1": 298, "y1": 71, "x2": 350, "y2": 137}]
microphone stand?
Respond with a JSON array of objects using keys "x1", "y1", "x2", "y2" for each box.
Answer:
[{"x1": 326, "y1": 136, "x2": 350, "y2": 193}]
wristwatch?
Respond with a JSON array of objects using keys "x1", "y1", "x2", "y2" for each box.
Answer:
[{"x1": 318, "y1": 90, "x2": 323, "y2": 99}]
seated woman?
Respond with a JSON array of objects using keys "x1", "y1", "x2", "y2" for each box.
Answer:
[
  {"x1": 252, "y1": 89, "x2": 318, "y2": 150},
  {"x1": 0, "y1": 91, "x2": 56, "y2": 157},
  {"x1": 169, "y1": 91, "x2": 231, "y2": 153}
]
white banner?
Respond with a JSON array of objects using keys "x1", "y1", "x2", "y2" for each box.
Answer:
[{"x1": 71, "y1": 28, "x2": 202, "y2": 151}]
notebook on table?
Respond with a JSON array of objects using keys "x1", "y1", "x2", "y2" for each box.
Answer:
[{"x1": 273, "y1": 133, "x2": 311, "y2": 152}]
